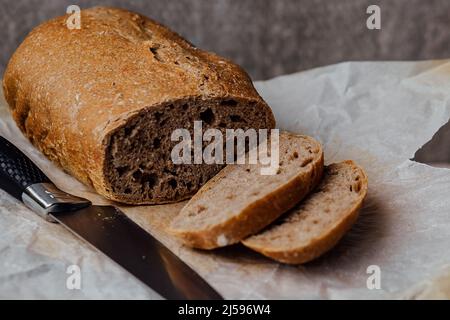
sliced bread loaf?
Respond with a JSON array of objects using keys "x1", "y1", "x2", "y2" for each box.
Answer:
[
  {"x1": 169, "y1": 132, "x2": 324, "y2": 249},
  {"x1": 242, "y1": 160, "x2": 368, "y2": 264},
  {"x1": 3, "y1": 7, "x2": 275, "y2": 204}
]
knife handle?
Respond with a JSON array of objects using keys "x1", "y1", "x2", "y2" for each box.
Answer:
[
  {"x1": 0, "y1": 136, "x2": 91, "y2": 220},
  {"x1": 0, "y1": 136, "x2": 50, "y2": 199}
]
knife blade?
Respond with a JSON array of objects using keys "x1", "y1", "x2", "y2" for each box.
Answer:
[{"x1": 0, "y1": 136, "x2": 223, "y2": 300}]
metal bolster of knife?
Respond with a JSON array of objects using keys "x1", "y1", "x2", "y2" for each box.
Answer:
[{"x1": 21, "y1": 182, "x2": 91, "y2": 222}]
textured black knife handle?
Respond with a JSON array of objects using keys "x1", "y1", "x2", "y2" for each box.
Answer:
[{"x1": 0, "y1": 136, "x2": 50, "y2": 200}]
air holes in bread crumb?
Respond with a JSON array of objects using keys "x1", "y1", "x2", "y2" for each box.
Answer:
[
  {"x1": 230, "y1": 115, "x2": 243, "y2": 122},
  {"x1": 143, "y1": 173, "x2": 157, "y2": 188},
  {"x1": 200, "y1": 108, "x2": 215, "y2": 124},
  {"x1": 153, "y1": 137, "x2": 161, "y2": 148},
  {"x1": 154, "y1": 110, "x2": 168, "y2": 126},
  {"x1": 168, "y1": 178, "x2": 177, "y2": 189},
  {"x1": 132, "y1": 169, "x2": 142, "y2": 181},
  {"x1": 154, "y1": 111, "x2": 163, "y2": 122},
  {"x1": 124, "y1": 125, "x2": 136, "y2": 136},
  {"x1": 116, "y1": 166, "x2": 129, "y2": 176},
  {"x1": 221, "y1": 99, "x2": 238, "y2": 106}
]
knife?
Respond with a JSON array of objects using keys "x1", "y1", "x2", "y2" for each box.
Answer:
[{"x1": 0, "y1": 136, "x2": 223, "y2": 300}]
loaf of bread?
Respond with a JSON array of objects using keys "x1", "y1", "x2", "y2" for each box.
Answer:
[
  {"x1": 2, "y1": 7, "x2": 275, "y2": 204},
  {"x1": 242, "y1": 161, "x2": 368, "y2": 264},
  {"x1": 170, "y1": 132, "x2": 324, "y2": 249}
]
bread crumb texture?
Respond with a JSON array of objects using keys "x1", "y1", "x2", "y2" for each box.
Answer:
[
  {"x1": 170, "y1": 132, "x2": 324, "y2": 249},
  {"x1": 243, "y1": 160, "x2": 368, "y2": 264}
]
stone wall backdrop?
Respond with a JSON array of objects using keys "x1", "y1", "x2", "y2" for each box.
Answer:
[{"x1": 0, "y1": 0, "x2": 449, "y2": 161}]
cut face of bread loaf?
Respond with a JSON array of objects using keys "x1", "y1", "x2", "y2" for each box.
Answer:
[
  {"x1": 2, "y1": 7, "x2": 275, "y2": 204},
  {"x1": 169, "y1": 132, "x2": 324, "y2": 249},
  {"x1": 242, "y1": 161, "x2": 368, "y2": 264}
]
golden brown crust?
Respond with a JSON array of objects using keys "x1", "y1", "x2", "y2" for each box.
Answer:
[
  {"x1": 242, "y1": 160, "x2": 368, "y2": 264},
  {"x1": 2, "y1": 7, "x2": 274, "y2": 203},
  {"x1": 169, "y1": 135, "x2": 324, "y2": 249}
]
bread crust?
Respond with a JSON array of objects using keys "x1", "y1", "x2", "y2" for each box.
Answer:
[
  {"x1": 2, "y1": 7, "x2": 274, "y2": 204},
  {"x1": 242, "y1": 160, "x2": 368, "y2": 264},
  {"x1": 169, "y1": 134, "x2": 324, "y2": 249}
]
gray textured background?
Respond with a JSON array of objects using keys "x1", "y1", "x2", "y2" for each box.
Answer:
[{"x1": 0, "y1": 0, "x2": 449, "y2": 161}]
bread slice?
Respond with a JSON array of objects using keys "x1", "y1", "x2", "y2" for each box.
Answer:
[
  {"x1": 3, "y1": 7, "x2": 275, "y2": 204},
  {"x1": 169, "y1": 132, "x2": 324, "y2": 249},
  {"x1": 242, "y1": 160, "x2": 368, "y2": 264}
]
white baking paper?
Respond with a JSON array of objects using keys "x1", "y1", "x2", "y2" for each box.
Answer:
[{"x1": 1, "y1": 60, "x2": 450, "y2": 299}]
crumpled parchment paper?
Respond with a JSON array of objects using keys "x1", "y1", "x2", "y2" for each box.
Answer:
[{"x1": 1, "y1": 60, "x2": 450, "y2": 299}]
